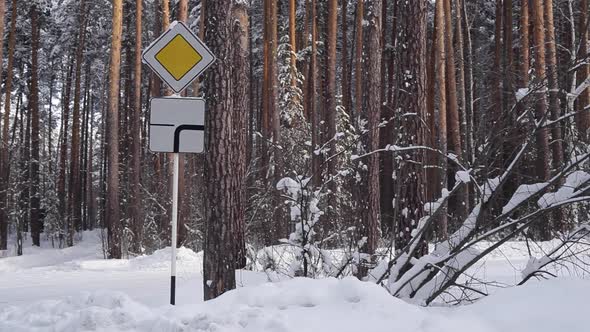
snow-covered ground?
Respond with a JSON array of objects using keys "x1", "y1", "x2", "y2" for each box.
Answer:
[{"x1": 1, "y1": 231, "x2": 589, "y2": 331}]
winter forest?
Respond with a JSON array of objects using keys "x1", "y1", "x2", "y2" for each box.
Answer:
[{"x1": 1, "y1": 0, "x2": 590, "y2": 327}]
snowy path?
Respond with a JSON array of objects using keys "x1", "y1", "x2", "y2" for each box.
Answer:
[
  {"x1": 0, "y1": 231, "x2": 266, "y2": 309},
  {"x1": 1, "y1": 269, "x2": 196, "y2": 308}
]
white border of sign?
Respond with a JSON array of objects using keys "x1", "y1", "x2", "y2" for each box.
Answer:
[
  {"x1": 148, "y1": 97, "x2": 206, "y2": 154},
  {"x1": 142, "y1": 21, "x2": 215, "y2": 94}
]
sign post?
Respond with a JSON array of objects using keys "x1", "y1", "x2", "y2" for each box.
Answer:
[
  {"x1": 170, "y1": 152, "x2": 179, "y2": 305},
  {"x1": 142, "y1": 21, "x2": 215, "y2": 305}
]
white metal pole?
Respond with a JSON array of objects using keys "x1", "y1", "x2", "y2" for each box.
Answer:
[{"x1": 170, "y1": 152, "x2": 179, "y2": 305}]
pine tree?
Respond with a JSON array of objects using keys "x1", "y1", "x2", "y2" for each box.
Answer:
[
  {"x1": 0, "y1": 0, "x2": 18, "y2": 251},
  {"x1": 30, "y1": 4, "x2": 41, "y2": 247},
  {"x1": 395, "y1": 0, "x2": 427, "y2": 252},
  {"x1": 203, "y1": 0, "x2": 249, "y2": 300},
  {"x1": 107, "y1": 0, "x2": 123, "y2": 259},
  {"x1": 130, "y1": 0, "x2": 143, "y2": 253}
]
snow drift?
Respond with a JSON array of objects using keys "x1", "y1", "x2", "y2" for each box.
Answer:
[{"x1": 1, "y1": 277, "x2": 589, "y2": 332}]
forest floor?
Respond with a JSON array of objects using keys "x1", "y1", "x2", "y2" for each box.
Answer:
[{"x1": 0, "y1": 231, "x2": 589, "y2": 331}]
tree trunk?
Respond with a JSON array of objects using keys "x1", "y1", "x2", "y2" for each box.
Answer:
[
  {"x1": 426, "y1": 6, "x2": 437, "y2": 203},
  {"x1": 493, "y1": 0, "x2": 503, "y2": 128},
  {"x1": 358, "y1": 0, "x2": 382, "y2": 277},
  {"x1": 576, "y1": 0, "x2": 590, "y2": 141},
  {"x1": 262, "y1": 0, "x2": 282, "y2": 243},
  {"x1": 462, "y1": 0, "x2": 475, "y2": 166},
  {"x1": 443, "y1": 0, "x2": 461, "y2": 162},
  {"x1": 177, "y1": 0, "x2": 187, "y2": 21},
  {"x1": 520, "y1": 0, "x2": 530, "y2": 90},
  {"x1": 203, "y1": 0, "x2": 249, "y2": 300},
  {"x1": 544, "y1": 0, "x2": 565, "y2": 230},
  {"x1": 503, "y1": 0, "x2": 515, "y2": 105},
  {"x1": 130, "y1": 0, "x2": 143, "y2": 253},
  {"x1": 18, "y1": 85, "x2": 31, "y2": 256},
  {"x1": 176, "y1": 0, "x2": 188, "y2": 248},
  {"x1": 80, "y1": 64, "x2": 90, "y2": 230},
  {"x1": 354, "y1": 0, "x2": 363, "y2": 120},
  {"x1": 341, "y1": 0, "x2": 351, "y2": 116},
  {"x1": 107, "y1": 0, "x2": 123, "y2": 259},
  {"x1": 86, "y1": 95, "x2": 96, "y2": 230},
  {"x1": 0, "y1": 0, "x2": 17, "y2": 250},
  {"x1": 325, "y1": 0, "x2": 338, "y2": 233},
  {"x1": 434, "y1": 0, "x2": 448, "y2": 239},
  {"x1": 58, "y1": 58, "x2": 74, "y2": 245},
  {"x1": 69, "y1": 0, "x2": 87, "y2": 245},
  {"x1": 455, "y1": 0, "x2": 471, "y2": 215},
  {"x1": 30, "y1": 5, "x2": 41, "y2": 247},
  {"x1": 309, "y1": 0, "x2": 320, "y2": 186},
  {"x1": 380, "y1": 0, "x2": 397, "y2": 237},
  {"x1": 443, "y1": 0, "x2": 467, "y2": 227},
  {"x1": 289, "y1": 0, "x2": 297, "y2": 88},
  {"x1": 531, "y1": 0, "x2": 551, "y2": 240},
  {"x1": 395, "y1": 0, "x2": 427, "y2": 252},
  {"x1": 455, "y1": 0, "x2": 468, "y2": 165}
]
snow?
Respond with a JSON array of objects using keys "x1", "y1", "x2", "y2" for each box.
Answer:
[
  {"x1": 538, "y1": 171, "x2": 590, "y2": 208},
  {"x1": 516, "y1": 88, "x2": 530, "y2": 101},
  {"x1": 455, "y1": 170, "x2": 471, "y2": 184},
  {"x1": 522, "y1": 256, "x2": 553, "y2": 279},
  {"x1": 3, "y1": 276, "x2": 589, "y2": 332},
  {"x1": 0, "y1": 231, "x2": 267, "y2": 310},
  {"x1": 1, "y1": 231, "x2": 590, "y2": 331},
  {"x1": 502, "y1": 182, "x2": 547, "y2": 214}
]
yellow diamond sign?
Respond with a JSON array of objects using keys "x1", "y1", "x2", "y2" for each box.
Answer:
[
  {"x1": 142, "y1": 21, "x2": 215, "y2": 93},
  {"x1": 156, "y1": 35, "x2": 203, "y2": 81}
]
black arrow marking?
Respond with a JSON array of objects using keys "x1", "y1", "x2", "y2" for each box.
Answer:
[{"x1": 174, "y1": 124, "x2": 205, "y2": 153}]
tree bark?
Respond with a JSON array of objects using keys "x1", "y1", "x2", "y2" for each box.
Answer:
[
  {"x1": 177, "y1": 0, "x2": 187, "y2": 21},
  {"x1": 545, "y1": 0, "x2": 564, "y2": 170},
  {"x1": 493, "y1": 0, "x2": 503, "y2": 127},
  {"x1": 532, "y1": 0, "x2": 551, "y2": 240},
  {"x1": 443, "y1": 0, "x2": 467, "y2": 226},
  {"x1": 107, "y1": 0, "x2": 123, "y2": 259},
  {"x1": 341, "y1": 0, "x2": 351, "y2": 116},
  {"x1": 544, "y1": 0, "x2": 564, "y2": 229},
  {"x1": 358, "y1": 0, "x2": 382, "y2": 277},
  {"x1": 520, "y1": 0, "x2": 530, "y2": 91},
  {"x1": 576, "y1": 0, "x2": 590, "y2": 141},
  {"x1": 380, "y1": 0, "x2": 397, "y2": 237},
  {"x1": 434, "y1": 0, "x2": 448, "y2": 239},
  {"x1": 395, "y1": 0, "x2": 427, "y2": 252},
  {"x1": 455, "y1": 0, "x2": 468, "y2": 164},
  {"x1": 30, "y1": 5, "x2": 41, "y2": 247},
  {"x1": 69, "y1": 0, "x2": 87, "y2": 245},
  {"x1": 325, "y1": 0, "x2": 338, "y2": 232},
  {"x1": 289, "y1": 0, "x2": 297, "y2": 88},
  {"x1": 309, "y1": 0, "x2": 320, "y2": 186},
  {"x1": 0, "y1": 0, "x2": 17, "y2": 250},
  {"x1": 176, "y1": 0, "x2": 188, "y2": 247},
  {"x1": 203, "y1": 0, "x2": 249, "y2": 300},
  {"x1": 532, "y1": 0, "x2": 550, "y2": 181},
  {"x1": 354, "y1": 0, "x2": 363, "y2": 120},
  {"x1": 130, "y1": 0, "x2": 143, "y2": 253},
  {"x1": 443, "y1": 0, "x2": 461, "y2": 162},
  {"x1": 58, "y1": 60, "x2": 74, "y2": 243},
  {"x1": 462, "y1": 0, "x2": 475, "y2": 166}
]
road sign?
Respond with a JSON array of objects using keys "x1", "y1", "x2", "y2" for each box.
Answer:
[
  {"x1": 142, "y1": 21, "x2": 215, "y2": 94},
  {"x1": 143, "y1": 20, "x2": 215, "y2": 307},
  {"x1": 149, "y1": 97, "x2": 205, "y2": 153}
]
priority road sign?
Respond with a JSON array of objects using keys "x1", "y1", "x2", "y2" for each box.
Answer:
[
  {"x1": 142, "y1": 21, "x2": 215, "y2": 94},
  {"x1": 149, "y1": 97, "x2": 205, "y2": 153}
]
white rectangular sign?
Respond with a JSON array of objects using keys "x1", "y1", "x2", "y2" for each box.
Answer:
[{"x1": 149, "y1": 97, "x2": 205, "y2": 153}]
